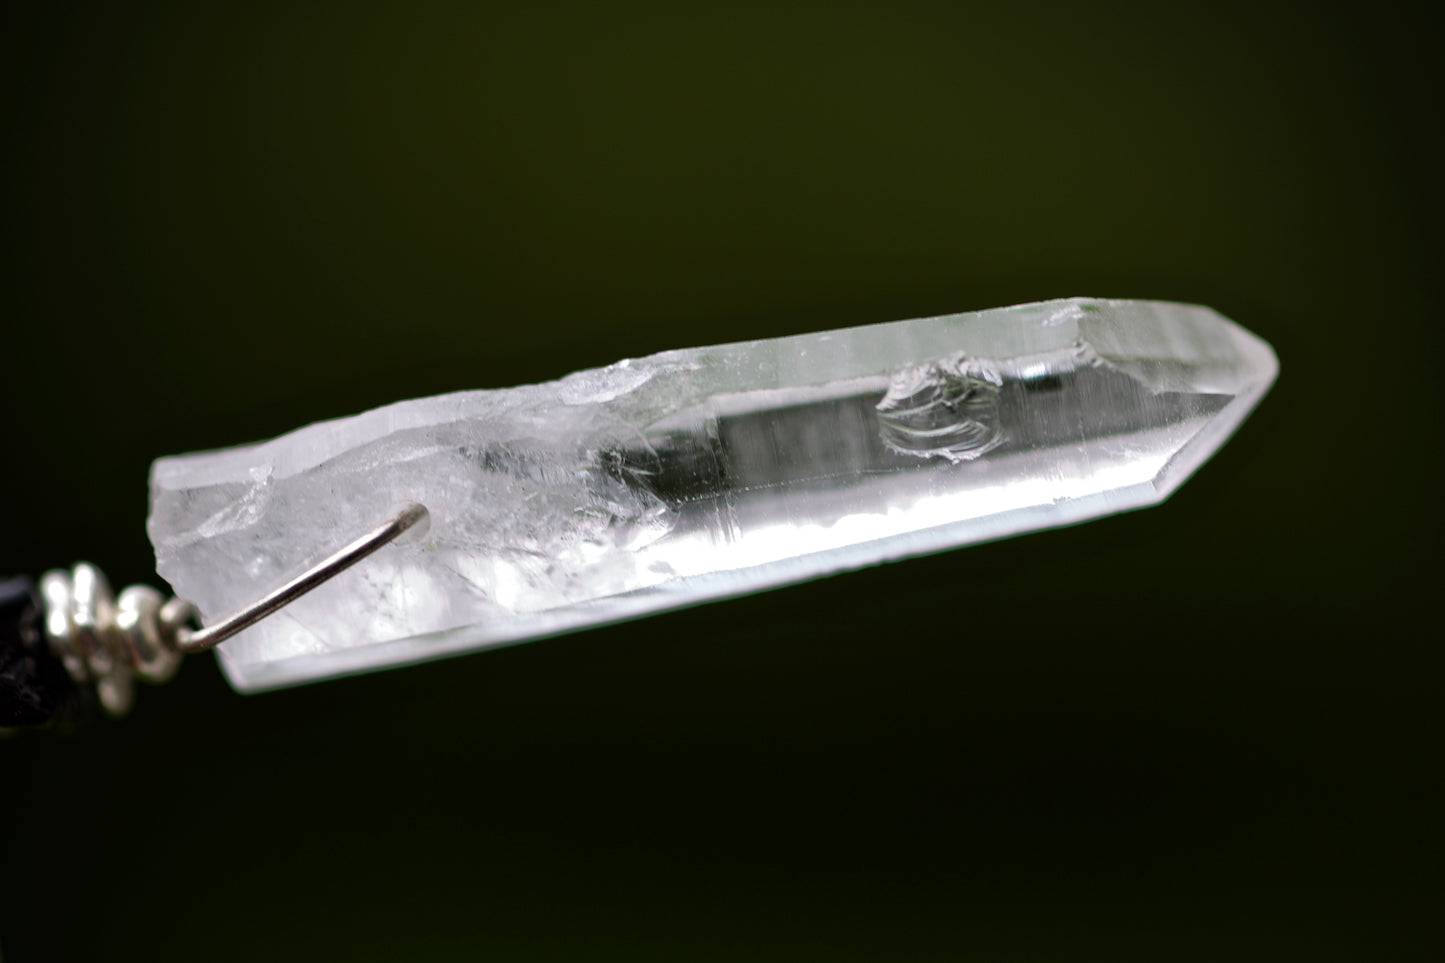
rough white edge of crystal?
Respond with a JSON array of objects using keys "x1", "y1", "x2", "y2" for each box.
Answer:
[{"x1": 149, "y1": 297, "x2": 1278, "y2": 692}]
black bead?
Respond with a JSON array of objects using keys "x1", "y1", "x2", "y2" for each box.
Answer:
[{"x1": 0, "y1": 576, "x2": 81, "y2": 726}]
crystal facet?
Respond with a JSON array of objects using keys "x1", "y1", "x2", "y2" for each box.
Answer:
[{"x1": 147, "y1": 298, "x2": 1277, "y2": 692}]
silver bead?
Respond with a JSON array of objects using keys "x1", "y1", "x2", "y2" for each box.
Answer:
[
  {"x1": 39, "y1": 565, "x2": 192, "y2": 716},
  {"x1": 116, "y1": 585, "x2": 182, "y2": 684}
]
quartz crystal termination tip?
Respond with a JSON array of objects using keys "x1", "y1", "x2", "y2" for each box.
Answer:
[{"x1": 147, "y1": 298, "x2": 1277, "y2": 692}]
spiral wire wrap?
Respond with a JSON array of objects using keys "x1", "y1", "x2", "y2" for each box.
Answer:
[{"x1": 39, "y1": 564, "x2": 197, "y2": 716}]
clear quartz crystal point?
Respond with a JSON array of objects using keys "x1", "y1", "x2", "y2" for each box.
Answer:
[{"x1": 147, "y1": 298, "x2": 1277, "y2": 692}]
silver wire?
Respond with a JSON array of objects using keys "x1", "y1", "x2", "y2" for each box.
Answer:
[
  {"x1": 175, "y1": 501, "x2": 430, "y2": 654},
  {"x1": 40, "y1": 502, "x2": 430, "y2": 715}
]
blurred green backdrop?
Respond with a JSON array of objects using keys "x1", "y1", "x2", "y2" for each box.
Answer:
[{"x1": 2, "y1": 1, "x2": 1439, "y2": 960}]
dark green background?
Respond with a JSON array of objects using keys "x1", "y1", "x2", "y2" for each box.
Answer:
[{"x1": 2, "y1": 1, "x2": 1439, "y2": 959}]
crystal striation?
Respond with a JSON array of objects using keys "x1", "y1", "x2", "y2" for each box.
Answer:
[{"x1": 148, "y1": 298, "x2": 1277, "y2": 692}]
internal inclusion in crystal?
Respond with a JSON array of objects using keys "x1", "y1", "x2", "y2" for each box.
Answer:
[
  {"x1": 875, "y1": 354, "x2": 1005, "y2": 462},
  {"x1": 148, "y1": 298, "x2": 1277, "y2": 692}
]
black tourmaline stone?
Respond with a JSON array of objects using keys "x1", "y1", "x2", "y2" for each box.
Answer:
[{"x1": 0, "y1": 576, "x2": 80, "y2": 726}]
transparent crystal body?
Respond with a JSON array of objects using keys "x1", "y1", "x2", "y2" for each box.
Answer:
[{"x1": 148, "y1": 299, "x2": 1277, "y2": 692}]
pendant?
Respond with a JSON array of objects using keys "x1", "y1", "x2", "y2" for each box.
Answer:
[{"x1": 2, "y1": 298, "x2": 1276, "y2": 723}]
